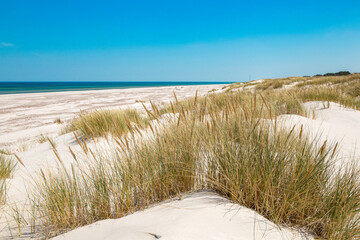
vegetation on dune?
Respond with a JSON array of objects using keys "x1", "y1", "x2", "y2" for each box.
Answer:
[
  {"x1": 53, "y1": 118, "x2": 63, "y2": 124},
  {"x1": 0, "y1": 154, "x2": 14, "y2": 180},
  {"x1": 293, "y1": 85, "x2": 360, "y2": 110},
  {"x1": 37, "y1": 134, "x2": 49, "y2": 144},
  {"x1": 68, "y1": 108, "x2": 148, "y2": 139},
  {"x1": 224, "y1": 73, "x2": 360, "y2": 110},
  {"x1": 158, "y1": 90, "x2": 306, "y2": 119},
  {"x1": 295, "y1": 73, "x2": 360, "y2": 88},
  {"x1": 31, "y1": 89, "x2": 360, "y2": 239},
  {"x1": 0, "y1": 153, "x2": 15, "y2": 206},
  {"x1": 254, "y1": 77, "x2": 305, "y2": 91},
  {"x1": 226, "y1": 72, "x2": 359, "y2": 91},
  {"x1": 5, "y1": 72, "x2": 357, "y2": 238},
  {"x1": 316, "y1": 71, "x2": 352, "y2": 77}
]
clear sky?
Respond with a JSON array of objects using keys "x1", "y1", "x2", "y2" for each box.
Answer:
[{"x1": 1, "y1": 0, "x2": 360, "y2": 82}]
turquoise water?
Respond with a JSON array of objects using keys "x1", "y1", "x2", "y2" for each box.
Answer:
[{"x1": 0, "y1": 82, "x2": 229, "y2": 95}]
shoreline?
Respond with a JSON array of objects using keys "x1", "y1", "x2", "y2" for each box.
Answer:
[
  {"x1": 0, "y1": 81, "x2": 231, "y2": 95},
  {"x1": 0, "y1": 83, "x2": 224, "y2": 97}
]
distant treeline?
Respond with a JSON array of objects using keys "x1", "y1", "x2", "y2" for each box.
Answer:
[{"x1": 306, "y1": 71, "x2": 352, "y2": 77}]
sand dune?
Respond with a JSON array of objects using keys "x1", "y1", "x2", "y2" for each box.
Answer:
[
  {"x1": 50, "y1": 101, "x2": 360, "y2": 240},
  {"x1": 52, "y1": 191, "x2": 308, "y2": 240},
  {"x1": 1, "y1": 84, "x2": 359, "y2": 239}
]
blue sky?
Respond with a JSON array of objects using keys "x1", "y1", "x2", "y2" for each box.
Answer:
[{"x1": 1, "y1": 0, "x2": 360, "y2": 82}]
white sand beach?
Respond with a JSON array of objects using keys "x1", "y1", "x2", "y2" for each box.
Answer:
[
  {"x1": 0, "y1": 83, "x2": 359, "y2": 240},
  {"x1": 0, "y1": 84, "x2": 224, "y2": 148}
]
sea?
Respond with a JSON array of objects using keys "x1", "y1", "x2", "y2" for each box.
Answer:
[{"x1": 0, "y1": 81, "x2": 229, "y2": 95}]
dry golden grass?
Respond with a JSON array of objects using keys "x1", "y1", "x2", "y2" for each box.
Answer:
[
  {"x1": 296, "y1": 74, "x2": 360, "y2": 88},
  {"x1": 254, "y1": 77, "x2": 307, "y2": 90},
  {"x1": 68, "y1": 108, "x2": 148, "y2": 139},
  {"x1": 0, "y1": 153, "x2": 16, "y2": 206},
  {"x1": 293, "y1": 86, "x2": 360, "y2": 110},
  {"x1": 225, "y1": 73, "x2": 359, "y2": 93},
  {"x1": 158, "y1": 90, "x2": 306, "y2": 120},
  {"x1": 30, "y1": 90, "x2": 360, "y2": 239},
  {"x1": 53, "y1": 118, "x2": 63, "y2": 124},
  {"x1": 224, "y1": 73, "x2": 360, "y2": 110}
]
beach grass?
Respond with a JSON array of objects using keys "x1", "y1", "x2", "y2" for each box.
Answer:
[
  {"x1": 158, "y1": 90, "x2": 306, "y2": 120},
  {"x1": 37, "y1": 134, "x2": 48, "y2": 144},
  {"x1": 293, "y1": 80, "x2": 360, "y2": 110},
  {"x1": 30, "y1": 91, "x2": 360, "y2": 239},
  {"x1": 254, "y1": 76, "x2": 305, "y2": 90},
  {"x1": 54, "y1": 118, "x2": 63, "y2": 124},
  {"x1": 295, "y1": 73, "x2": 360, "y2": 88},
  {"x1": 223, "y1": 73, "x2": 360, "y2": 110},
  {"x1": 0, "y1": 154, "x2": 14, "y2": 180},
  {"x1": 228, "y1": 73, "x2": 360, "y2": 92},
  {"x1": 0, "y1": 154, "x2": 16, "y2": 205},
  {"x1": 68, "y1": 108, "x2": 148, "y2": 139}
]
